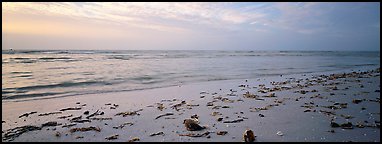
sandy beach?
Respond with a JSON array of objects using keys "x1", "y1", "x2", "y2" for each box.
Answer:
[{"x1": 2, "y1": 68, "x2": 380, "y2": 142}]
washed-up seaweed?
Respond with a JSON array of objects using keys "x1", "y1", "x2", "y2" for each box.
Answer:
[
  {"x1": 115, "y1": 109, "x2": 143, "y2": 117},
  {"x1": 217, "y1": 131, "x2": 228, "y2": 135},
  {"x1": 2, "y1": 125, "x2": 41, "y2": 141},
  {"x1": 113, "y1": 122, "x2": 134, "y2": 129},
  {"x1": 105, "y1": 134, "x2": 119, "y2": 140},
  {"x1": 90, "y1": 117, "x2": 112, "y2": 121},
  {"x1": 128, "y1": 137, "x2": 140, "y2": 142},
  {"x1": 60, "y1": 107, "x2": 81, "y2": 111},
  {"x1": 223, "y1": 118, "x2": 244, "y2": 123},
  {"x1": 155, "y1": 112, "x2": 174, "y2": 120},
  {"x1": 69, "y1": 126, "x2": 101, "y2": 133},
  {"x1": 86, "y1": 110, "x2": 103, "y2": 119},
  {"x1": 178, "y1": 131, "x2": 210, "y2": 137},
  {"x1": 58, "y1": 114, "x2": 73, "y2": 119},
  {"x1": 62, "y1": 123, "x2": 77, "y2": 128},
  {"x1": 149, "y1": 131, "x2": 164, "y2": 136},
  {"x1": 18, "y1": 111, "x2": 37, "y2": 118},
  {"x1": 38, "y1": 112, "x2": 62, "y2": 116},
  {"x1": 41, "y1": 121, "x2": 61, "y2": 128}
]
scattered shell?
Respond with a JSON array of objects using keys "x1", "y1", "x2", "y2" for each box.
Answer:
[{"x1": 276, "y1": 131, "x2": 283, "y2": 136}]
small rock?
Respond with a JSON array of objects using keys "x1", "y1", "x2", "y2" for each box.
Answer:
[
  {"x1": 217, "y1": 117, "x2": 223, "y2": 122},
  {"x1": 258, "y1": 114, "x2": 265, "y2": 117},
  {"x1": 83, "y1": 111, "x2": 89, "y2": 115},
  {"x1": 243, "y1": 129, "x2": 255, "y2": 142}
]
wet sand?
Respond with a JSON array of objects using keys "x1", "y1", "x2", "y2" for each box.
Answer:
[{"x1": 2, "y1": 68, "x2": 380, "y2": 142}]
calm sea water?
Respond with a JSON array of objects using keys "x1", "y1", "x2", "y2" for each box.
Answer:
[{"x1": 2, "y1": 50, "x2": 380, "y2": 101}]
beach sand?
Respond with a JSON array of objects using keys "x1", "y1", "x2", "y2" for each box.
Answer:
[{"x1": 2, "y1": 68, "x2": 380, "y2": 142}]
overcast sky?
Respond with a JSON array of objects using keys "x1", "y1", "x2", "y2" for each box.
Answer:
[{"x1": 2, "y1": 2, "x2": 380, "y2": 51}]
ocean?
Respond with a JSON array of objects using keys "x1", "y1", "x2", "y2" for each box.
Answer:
[{"x1": 2, "y1": 50, "x2": 380, "y2": 101}]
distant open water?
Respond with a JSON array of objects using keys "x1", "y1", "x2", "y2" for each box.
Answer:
[{"x1": 2, "y1": 50, "x2": 380, "y2": 101}]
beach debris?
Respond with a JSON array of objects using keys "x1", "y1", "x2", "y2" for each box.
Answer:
[
  {"x1": 86, "y1": 110, "x2": 104, "y2": 119},
  {"x1": 217, "y1": 131, "x2": 228, "y2": 135},
  {"x1": 327, "y1": 129, "x2": 335, "y2": 133},
  {"x1": 352, "y1": 99, "x2": 363, "y2": 104},
  {"x1": 355, "y1": 122, "x2": 365, "y2": 128},
  {"x1": 243, "y1": 129, "x2": 255, "y2": 142},
  {"x1": 113, "y1": 122, "x2": 134, "y2": 129},
  {"x1": 128, "y1": 137, "x2": 140, "y2": 142},
  {"x1": 90, "y1": 117, "x2": 113, "y2": 121},
  {"x1": 58, "y1": 114, "x2": 73, "y2": 119},
  {"x1": 38, "y1": 112, "x2": 62, "y2": 116},
  {"x1": 155, "y1": 112, "x2": 174, "y2": 120},
  {"x1": 157, "y1": 103, "x2": 165, "y2": 111},
  {"x1": 340, "y1": 114, "x2": 354, "y2": 119},
  {"x1": 304, "y1": 109, "x2": 312, "y2": 112},
  {"x1": 179, "y1": 131, "x2": 210, "y2": 137},
  {"x1": 340, "y1": 122, "x2": 353, "y2": 129},
  {"x1": 71, "y1": 119, "x2": 91, "y2": 123},
  {"x1": 191, "y1": 114, "x2": 199, "y2": 119},
  {"x1": 222, "y1": 105, "x2": 230, "y2": 108},
  {"x1": 105, "y1": 103, "x2": 112, "y2": 105},
  {"x1": 59, "y1": 107, "x2": 81, "y2": 111},
  {"x1": 2, "y1": 125, "x2": 41, "y2": 141},
  {"x1": 263, "y1": 93, "x2": 276, "y2": 97},
  {"x1": 258, "y1": 114, "x2": 265, "y2": 117},
  {"x1": 62, "y1": 123, "x2": 77, "y2": 128},
  {"x1": 105, "y1": 134, "x2": 119, "y2": 140},
  {"x1": 183, "y1": 119, "x2": 205, "y2": 131},
  {"x1": 41, "y1": 121, "x2": 61, "y2": 128},
  {"x1": 18, "y1": 111, "x2": 37, "y2": 118},
  {"x1": 223, "y1": 118, "x2": 244, "y2": 123},
  {"x1": 330, "y1": 121, "x2": 340, "y2": 128},
  {"x1": 211, "y1": 111, "x2": 222, "y2": 116},
  {"x1": 150, "y1": 131, "x2": 164, "y2": 137},
  {"x1": 171, "y1": 101, "x2": 186, "y2": 111},
  {"x1": 84, "y1": 111, "x2": 89, "y2": 115},
  {"x1": 206, "y1": 101, "x2": 214, "y2": 106},
  {"x1": 69, "y1": 126, "x2": 101, "y2": 133},
  {"x1": 276, "y1": 131, "x2": 284, "y2": 136},
  {"x1": 55, "y1": 131, "x2": 61, "y2": 137},
  {"x1": 76, "y1": 136, "x2": 84, "y2": 139},
  {"x1": 249, "y1": 106, "x2": 268, "y2": 112},
  {"x1": 319, "y1": 110, "x2": 336, "y2": 116},
  {"x1": 76, "y1": 102, "x2": 80, "y2": 104},
  {"x1": 115, "y1": 109, "x2": 143, "y2": 117}
]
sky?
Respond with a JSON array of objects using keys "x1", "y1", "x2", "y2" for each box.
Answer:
[{"x1": 2, "y1": 2, "x2": 380, "y2": 51}]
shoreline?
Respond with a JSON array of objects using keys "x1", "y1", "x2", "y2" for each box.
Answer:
[{"x1": 2, "y1": 67, "x2": 380, "y2": 142}]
